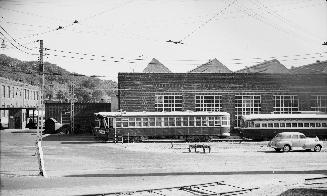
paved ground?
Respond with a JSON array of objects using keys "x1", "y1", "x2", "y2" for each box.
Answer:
[{"x1": 1, "y1": 130, "x2": 327, "y2": 195}]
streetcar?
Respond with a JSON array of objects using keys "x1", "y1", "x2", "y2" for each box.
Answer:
[
  {"x1": 240, "y1": 112, "x2": 327, "y2": 140},
  {"x1": 93, "y1": 111, "x2": 230, "y2": 142}
]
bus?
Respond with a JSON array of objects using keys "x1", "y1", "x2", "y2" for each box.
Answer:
[
  {"x1": 240, "y1": 112, "x2": 327, "y2": 140},
  {"x1": 94, "y1": 111, "x2": 230, "y2": 142}
]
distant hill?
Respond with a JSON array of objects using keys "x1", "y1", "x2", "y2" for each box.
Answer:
[
  {"x1": 0, "y1": 54, "x2": 117, "y2": 103},
  {"x1": 143, "y1": 58, "x2": 172, "y2": 73}
]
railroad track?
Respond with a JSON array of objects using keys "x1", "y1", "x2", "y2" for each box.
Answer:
[
  {"x1": 302, "y1": 177, "x2": 327, "y2": 190},
  {"x1": 82, "y1": 181, "x2": 259, "y2": 196}
]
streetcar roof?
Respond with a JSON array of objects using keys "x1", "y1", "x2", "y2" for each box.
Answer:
[
  {"x1": 242, "y1": 113, "x2": 327, "y2": 120},
  {"x1": 95, "y1": 111, "x2": 230, "y2": 117}
]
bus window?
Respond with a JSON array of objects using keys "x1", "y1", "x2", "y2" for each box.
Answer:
[
  {"x1": 286, "y1": 123, "x2": 291, "y2": 127},
  {"x1": 143, "y1": 118, "x2": 149, "y2": 127},
  {"x1": 202, "y1": 117, "x2": 207, "y2": 126},
  {"x1": 273, "y1": 123, "x2": 279, "y2": 128},
  {"x1": 310, "y1": 123, "x2": 315, "y2": 127},
  {"x1": 129, "y1": 118, "x2": 135, "y2": 127},
  {"x1": 262, "y1": 123, "x2": 267, "y2": 128},
  {"x1": 196, "y1": 117, "x2": 201, "y2": 126},
  {"x1": 292, "y1": 123, "x2": 297, "y2": 127},
  {"x1": 268, "y1": 123, "x2": 273, "y2": 128},
  {"x1": 214, "y1": 117, "x2": 221, "y2": 126},
  {"x1": 156, "y1": 117, "x2": 162, "y2": 127},
  {"x1": 280, "y1": 123, "x2": 285, "y2": 127},
  {"x1": 304, "y1": 123, "x2": 309, "y2": 127},
  {"x1": 122, "y1": 118, "x2": 128, "y2": 127},
  {"x1": 316, "y1": 123, "x2": 321, "y2": 127},
  {"x1": 164, "y1": 117, "x2": 169, "y2": 127},
  {"x1": 136, "y1": 118, "x2": 142, "y2": 127},
  {"x1": 322, "y1": 123, "x2": 327, "y2": 127},
  {"x1": 298, "y1": 123, "x2": 303, "y2": 127},
  {"x1": 169, "y1": 117, "x2": 175, "y2": 126},
  {"x1": 149, "y1": 117, "x2": 155, "y2": 127},
  {"x1": 189, "y1": 116, "x2": 194, "y2": 127},
  {"x1": 182, "y1": 117, "x2": 188, "y2": 127},
  {"x1": 176, "y1": 117, "x2": 181, "y2": 126},
  {"x1": 208, "y1": 117, "x2": 214, "y2": 126}
]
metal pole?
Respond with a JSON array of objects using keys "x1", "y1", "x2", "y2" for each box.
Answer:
[{"x1": 70, "y1": 83, "x2": 74, "y2": 135}]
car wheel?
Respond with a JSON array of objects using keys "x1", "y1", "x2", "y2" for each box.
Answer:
[
  {"x1": 274, "y1": 148, "x2": 281, "y2": 152},
  {"x1": 283, "y1": 145, "x2": 291, "y2": 152},
  {"x1": 314, "y1": 145, "x2": 322, "y2": 152}
]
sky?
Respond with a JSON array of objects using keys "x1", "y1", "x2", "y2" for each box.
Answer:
[{"x1": 0, "y1": 0, "x2": 326, "y2": 81}]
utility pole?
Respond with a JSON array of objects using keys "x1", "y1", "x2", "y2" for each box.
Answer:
[
  {"x1": 69, "y1": 83, "x2": 75, "y2": 135},
  {"x1": 36, "y1": 39, "x2": 46, "y2": 177}
]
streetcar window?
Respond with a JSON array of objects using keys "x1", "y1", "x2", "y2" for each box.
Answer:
[
  {"x1": 169, "y1": 117, "x2": 175, "y2": 126},
  {"x1": 292, "y1": 123, "x2": 297, "y2": 127},
  {"x1": 156, "y1": 117, "x2": 162, "y2": 127},
  {"x1": 116, "y1": 117, "x2": 122, "y2": 128},
  {"x1": 143, "y1": 118, "x2": 149, "y2": 127},
  {"x1": 286, "y1": 123, "x2": 291, "y2": 127},
  {"x1": 182, "y1": 117, "x2": 188, "y2": 127},
  {"x1": 196, "y1": 117, "x2": 201, "y2": 126},
  {"x1": 129, "y1": 118, "x2": 135, "y2": 127},
  {"x1": 164, "y1": 117, "x2": 169, "y2": 127},
  {"x1": 310, "y1": 123, "x2": 315, "y2": 127},
  {"x1": 149, "y1": 118, "x2": 155, "y2": 127},
  {"x1": 304, "y1": 123, "x2": 309, "y2": 127},
  {"x1": 262, "y1": 123, "x2": 267, "y2": 128},
  {"x1": 122, "y1": 118, "x2": 128, "y2": 127},
  {"x1": 274, "y1": 123, "x2": 279, "y2": 128},
  {"x1": 255, "y1": 123, "x2": 260, "y2": 127},
  {"x1": 202, "y1": 117, "x2": 207, "y2": 126},
  {"x1": 316, "y1": 123, "x2": 321, "y2": 127},
  {"x1": 208, "y1": 116, "x2": 214, "y2": 126},
  {"x1": 298, "y1": 123, "x2": 303, "y2": 127},
  {"x1": 189, "y1": 117, "x2": 195, "y2": 126},
  {"x1": 136, "y1": 118, "x2": 142, "y2": 127},
  {"x1": 222, "y1": 116, "x2": 228, "y2": 126},
  {"x1": 95, "y1": 119, "x2": 100, "y2": 128},
  {"x1": 176, "y1": 117, "x2": 181, "y2": 126},
  {"x1": 268, "y1": 123, "x2": 273, "y2": 128},
  {"x1": 322, "y1": 123, "x2": 327, "y2": 127},
  {"x1": 280, "y1": 123, "x2": 285, "y2": 127},
  {"x1": 214, "y1": 117, "x2": 221, "y2": 126}
]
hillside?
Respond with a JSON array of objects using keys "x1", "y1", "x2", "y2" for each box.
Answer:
[{"x1": 0, "y1": 54, "x2": 117, "y2": 103}]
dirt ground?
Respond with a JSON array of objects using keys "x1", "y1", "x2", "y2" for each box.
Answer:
[{"x1": 1, "y1": 130, "x2": 326, "y2": 195}]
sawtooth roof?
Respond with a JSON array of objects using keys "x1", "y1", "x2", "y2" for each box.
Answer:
[
  {"x1": 143, "y1": 58, "x2": 172, "y2": 73},
  {"x1": 236, "y1": 59, "x2": 291, "y2": 73},
  {"x1": 189, "y1": 58, "x2": 232, "y2": 73}
]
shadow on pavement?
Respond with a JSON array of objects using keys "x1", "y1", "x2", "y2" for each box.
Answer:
[
  {"x1": 42, "y1": 134, "x2": 96, "y2": 142},
  {"x1": 64, "y1": 170, "x2": 327, "y2": 178}
]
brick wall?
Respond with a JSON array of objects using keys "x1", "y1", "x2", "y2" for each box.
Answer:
[{"x1": 118, "y1": 73, "x2": 327, "y2": 130}]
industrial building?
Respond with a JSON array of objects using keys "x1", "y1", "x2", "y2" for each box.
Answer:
[
  {"x1": 0, "y1": 77, "x2": 42, "y2": 129},
  {"x1": 118, "y1": 60, "x2": 327, "y2": 134}
]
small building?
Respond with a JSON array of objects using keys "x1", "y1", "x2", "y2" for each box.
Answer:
[{"x1": 0, "y1": 77, "x2": 42, "y2": 129}]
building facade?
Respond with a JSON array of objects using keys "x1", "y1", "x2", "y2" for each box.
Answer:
[
  {"x1": 118, "y1": 73, "x2": 327, "y2": 133},
  {"x1": 0, "y1": 77, "x2": 42, "y2": 129}
]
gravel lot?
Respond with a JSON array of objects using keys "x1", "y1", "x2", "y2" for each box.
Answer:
[{"x1": 1, "y1": 130, "x2": 326, "y2": 195}]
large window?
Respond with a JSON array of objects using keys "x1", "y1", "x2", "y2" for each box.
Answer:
[
  {"x1": 311, "y1": 95, "x2": 327, "y2": 113},
  {"x1": 155, "y1": 94, "x2": 182, "y2": 112},
  {"x1": 274, "y1": 95, "x2": 299, "y2": 114},
  {"x1": 195, "y1": 94, "x2": 221, "y2": 111},
  {"x1": 235, "y1": 95, "x2": 261, "y2": 127}
]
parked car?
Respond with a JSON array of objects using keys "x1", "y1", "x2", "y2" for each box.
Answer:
[{"x1": 268, "y1": 132, "x2": 323, "y2": 152}]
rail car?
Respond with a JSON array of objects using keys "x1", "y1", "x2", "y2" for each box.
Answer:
[
  {"x1": 240, "y1": 112, "x2": 327, "y2": 140},
  {"x1": 93, "y1": 111, "x2": 230, "y2": 142}
]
